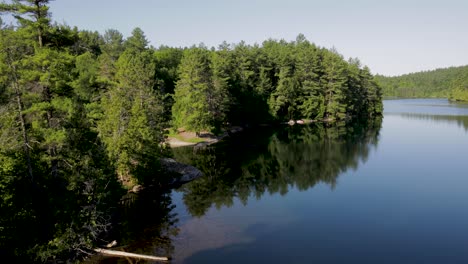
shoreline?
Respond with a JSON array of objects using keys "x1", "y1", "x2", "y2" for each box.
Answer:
[{"x1": 166, "y1": 126, "x2": 244, "y2": 148}]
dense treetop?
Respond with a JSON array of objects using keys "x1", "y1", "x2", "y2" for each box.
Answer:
[
  {"x1": 172, "y1": 36, "x2": 383, "y2": 134},
  {"x1": 375, "y1": 65, "x2": 468, "y2": 101}
]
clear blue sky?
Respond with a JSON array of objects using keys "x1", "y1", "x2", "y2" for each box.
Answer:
[{"x1": 46, "y1": 0, "x2": 468, "y2": 76}]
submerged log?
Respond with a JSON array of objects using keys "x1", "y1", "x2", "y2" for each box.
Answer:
[{"x1": 94, "y1": 248, "x2": 169, "y2": 262}]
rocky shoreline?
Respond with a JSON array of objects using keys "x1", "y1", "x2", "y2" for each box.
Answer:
[{"x1": 167, "y1": 126, "x2": 244, "y2": 148}]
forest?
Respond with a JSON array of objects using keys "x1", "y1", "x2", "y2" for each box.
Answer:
[
  {"x1": 375, "y1": 65, "x2": 468, "y2": 101},
  {"x1": 0, "y1": 0, "x2": 382, "y2": 262}
]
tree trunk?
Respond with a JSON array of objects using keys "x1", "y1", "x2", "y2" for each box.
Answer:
[
  {"x1": 93, "y1": 248, "x2": 168, "y2": 262},
  {"x1": 6, "y1": 51, "x2": 34, "y2": 180},
  {"x1": 34, "y1": 0, "x2": 43, "y2": 47},
  {"x1": 44, "y1": 87, "x2": 58, "y2": 178}
]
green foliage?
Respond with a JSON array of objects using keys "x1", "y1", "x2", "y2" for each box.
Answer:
[
  {"x1": 73, "y1": 29, "x2": 103, "y2": 56},
  {"x1": 171, "y1": 36, "x2": 382, "y2": 131},
  {"x1": 0, "y1": 0, "x2": 52, "y2": 47},
  {"x1": 172, "y1": 47, "x2": 229, "y2": 134},
  {"x1": 376, "y1": 65, "x2": 468, "y2": 99},
  {"x1": 72, "y1": 51, "x2": 100, "y2": 101},
  {"x1": 101, "y1": 29, "x2": 124, "y2": 60},
  {"x1": 124, "y1": 27, "x2": 149, "y2": 52},
  {"x1": 46, "y1": 23, "x2": 79, "y2": 51},
  {"x1": 269, "y1": 66, "x2": 300, "y2": 119},
  {"x1": 154, "y1": 46, "x2": 184, "y2": 122},
  {"x1": 0, "y1": 23, "x2": 125, "y2": 261},
  {"x1": 98, "y1": 48, "x2": 167, "y2": 184},
  {"x1": 154, "y1": 46, "x2": 183, "y2": 94},
  {"x1": 320, "y1": 50, "x2": 348, "y2": 120},
  {"x1": 448, "y1": 68, "x2": 468, "y2": 102}
]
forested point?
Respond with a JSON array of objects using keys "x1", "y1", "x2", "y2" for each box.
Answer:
[
  {"x1": 171, "y1": 36, "x2": 383, "y2": 134},
  {"x1": 0, "y1": 0, "x2": 382, "y2": 262},
  {"x1": 375, "y1": 65, "x2": 468, "y2": 101}
]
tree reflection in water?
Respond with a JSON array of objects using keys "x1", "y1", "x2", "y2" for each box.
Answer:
[
  {"x1": 86, "y1": 188, "x2": 179, "y2": 263},
  {"x1": 89, "y1": 118, "x2": 382, "y2": 262},
  {"x1": 173, "y1": 118, "x2": 382, "y2": 217}
]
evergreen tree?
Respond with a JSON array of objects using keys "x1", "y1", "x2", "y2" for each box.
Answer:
[
  {"x1": 376, "y1": 65, "x2": 468, "y2": 98},
  {"x1": 72, "y1": 51, "x2": 100, "y2": 102},
  {"x1": 102, "y1": 28, "x2": 124, "y2": 60},
  {"x1": 124, "y1": 27, "x2": 149, "y2": 52},
  {"x1": 295, "y1": 39, "x2": 323, "y2": 119},
  {"x1": 74, "y1": 29, "x2": 103, "y2": 56},
  {"x1": 210, "y1": 50, "x2": 231, "y2": 132},
  {"x1": 269, "y1": 66, "x2": 300, "y2": 120},
  {"x1": 98, "y1": 46, "x2": 166, "y2": 184},
  {"x1": 97, "y1": 29, "x2": 124, "y2": 85},
  {"x1": 1, "y1": 5, "x2": 123, "y2": 261},
  {"x1": 449, "y1": 69, "x2": 468, "y2": 101},
  {"x1": 172, "y1": 47, "x2": 228, "y2": 134},
  {"x1": 360, "y1": 66, "x2": 383, "y2": 116},
  {"x1": 320, "y1": 50, "x2": 348, "y2": 120},
  {"x1": 0, "y1": 0, "x2": 52, "y2": 47},
  {"x1": 154, "y1": 46, "x2": 184, "y2": 122}
]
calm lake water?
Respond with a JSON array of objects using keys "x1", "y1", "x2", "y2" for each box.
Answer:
[{"x1": 97, "y1": 99, "x2": 468, "y2": 263}]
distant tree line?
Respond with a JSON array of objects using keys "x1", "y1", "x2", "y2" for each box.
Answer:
[
  {"x1": 375, "y1": 65, "x2": 468, "y2": 101},
  {"x1": 0, "y1": 0, "x2": 382, "y2": 262}
]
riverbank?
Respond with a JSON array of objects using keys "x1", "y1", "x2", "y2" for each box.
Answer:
[{"x1": 166, "y1": 121, "x2": 333, "y2": 148}]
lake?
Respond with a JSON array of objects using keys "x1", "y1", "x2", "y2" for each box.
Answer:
[{"x1": 100, "y1": 99, "x2": 468, "y2": 263}]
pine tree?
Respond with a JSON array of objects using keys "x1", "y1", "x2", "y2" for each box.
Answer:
[
  {"x1": 154, "y1": 46, "x2": 184, "y2": 122},
  {"x1": 1, "y1": 5, "x2": 123, "y2": 261},
  {"x1": 269, "y1": 66, "x2": 300, "y2": 120},
  {"x1": 210, "y1": 51, "x2": 231, "y2": 132},
  {"x1": 72, "y1": 51, "x2": 100, "y2": 101},
  {"x1": 98, "y1": 46, "x2": 166, "y2": 184},
  {"x1": 0, "y1": 0, "x2": 52, "y2": 47},
  {"x1": 172, "y1": 47, "x2": 228, "y2": 134},
  {"x1": 361, "y1": 66, "x2": 383, "y2": 116},
  {"x1": 295, "y1": 38, "x2": 323, "y2": 119},
  {"x1": 321, "y1": 50, "x2": 348, "y2": 120},
  {"x1": 124, "y1": 27, "x2": 149, "y2": 52}
]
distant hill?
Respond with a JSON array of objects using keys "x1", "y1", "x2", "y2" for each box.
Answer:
[{"x1": 375, "y1": 65, "x2": 468, "y2": 101}]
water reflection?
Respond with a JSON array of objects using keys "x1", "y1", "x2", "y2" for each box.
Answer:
[
  {"x1": 86, "y1": 189, "x2": 179, "y2": 263},
  {"x1": 173, "y1": 118, "x2": 382, "y2": 218},
  {"x1": 89, "y1": 119, "x2": 382, "y2": 263},
  {"x1": 384, "y1": 98, "x2": 468, "y2": 116},
  {"x1": 388, "y1": 112, "x2": 468, "y2": 131}
]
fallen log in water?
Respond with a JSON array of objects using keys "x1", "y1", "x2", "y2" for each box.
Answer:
[{"x1": 94, "y1": 248, "x2": 169, "y2": 262}]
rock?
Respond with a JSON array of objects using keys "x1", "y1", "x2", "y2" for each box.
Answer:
[
  {"x1": 230, "y1": 126, "x2": 243, "y2": 133},
  {"x1": 105, "y1": 240, "x2": 118, "y2": 248},
  {"x1": 194, "y1": 141, "x2": 211, "y2": 149},
  {"x1": 160, "y1": 158, "x2": 203, "y2": 184},
  {"x1": 131, "y1": 185, "x2": 144, "y2": 193}
]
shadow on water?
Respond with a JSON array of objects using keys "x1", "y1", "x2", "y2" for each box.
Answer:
[
  {"x1": 84, "y1": 188, "x2": 179, "y2": 263},
  {"x1": 173, "y1": 118, "x2": 382, "y2": 218}
]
